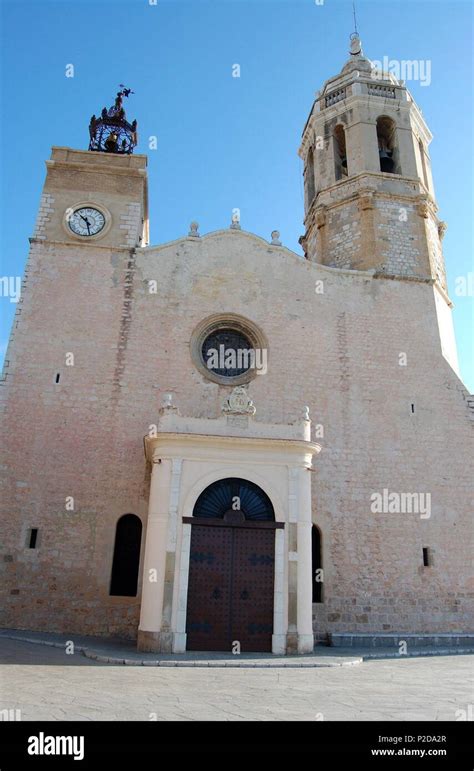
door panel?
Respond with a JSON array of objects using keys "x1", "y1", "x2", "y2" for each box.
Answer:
[
  {"x1": 231, "y1": 527, "x2": 275, "y2": 652},
  {"x1": 186, "y1": 523, "x2": 275, "y2": 653},
  {"x1": 186, "y1": 525, "x2": 233, "y2": 651}
]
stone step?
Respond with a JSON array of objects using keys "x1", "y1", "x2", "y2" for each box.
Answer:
[{"x1": 329, "y1": 633, "x2": 474, "y2": 648}]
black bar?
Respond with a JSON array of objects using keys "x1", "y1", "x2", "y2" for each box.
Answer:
[{"x1": 0, "y1": 721, "x2": 472, "y2": 764}]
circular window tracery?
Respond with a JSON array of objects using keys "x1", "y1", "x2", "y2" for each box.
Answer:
[
  {"x1": 190, "y1": 314, "x2": 268, "y2": 385},
  {"x1": 201, "y1": 328, "x2": 253, "y2": 378}
]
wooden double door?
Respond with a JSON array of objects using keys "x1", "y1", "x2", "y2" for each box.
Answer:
[{"x1": 185, "y1": 518, "x2": 280, "y2": 652}]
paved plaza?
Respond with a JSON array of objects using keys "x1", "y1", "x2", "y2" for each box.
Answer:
[{"x1": 0, "y1": 638, "x2": 472, "y2": 721}]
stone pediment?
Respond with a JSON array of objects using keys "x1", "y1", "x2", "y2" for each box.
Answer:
[{"x1": 143, "y1": 227, "x2": 300, "y2": 260}]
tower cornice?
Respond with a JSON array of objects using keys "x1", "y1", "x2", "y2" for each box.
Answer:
[{"x1": 303, "y1": 171, "x2": 437, "y2": 221}]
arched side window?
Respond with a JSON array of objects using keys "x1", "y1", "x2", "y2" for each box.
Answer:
[
  {"x1": 418, "y1": 138, "x2": 429, "y2": 189},
  {"x1": 334, "y1": 124, "x2": 348, "y2": 180},
  {"x1": 376, "y1": 116, "x2": 400, "y2": 174},
  {"x1": 312, "y1": 525, "x2": 323, "y2": 603},
  {"x1": 110, "y1": 514, "x2": 142, "y2": 597},
  {"x1": 305, "y1": 147, "x2": 316, "y2": 207}
]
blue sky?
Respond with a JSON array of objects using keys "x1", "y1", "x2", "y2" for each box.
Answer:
[{"x1": 1, "y1": 0, "x2": 473, "y2": 389}]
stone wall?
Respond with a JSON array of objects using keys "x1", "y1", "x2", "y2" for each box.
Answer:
[{"x1": 1, "y1": 228, "x2": 472, "y2": 639}]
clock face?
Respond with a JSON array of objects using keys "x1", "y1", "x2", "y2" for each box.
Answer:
[{"x1": 68, "y1": 207, "x2": 106, "y2": 237}]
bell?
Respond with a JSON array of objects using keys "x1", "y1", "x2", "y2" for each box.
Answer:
[
  {"x1": 105, "y1": 132, "x2": 118, "y2": 152},
  {"x1": 379, "y1": 148, "x2": 394, "y2": 173}
]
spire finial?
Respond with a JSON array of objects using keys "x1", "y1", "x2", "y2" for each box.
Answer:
[
  {"x1": 349, "y1": 2, "x2": 363, "y2": 57},
  {"x1": 353, "y1": 1, "x2": 358, "y2": 35}
]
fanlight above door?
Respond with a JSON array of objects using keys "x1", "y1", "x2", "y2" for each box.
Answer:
[{"x1": 193, "y1": 478, "x2": 275, "y2": 522}]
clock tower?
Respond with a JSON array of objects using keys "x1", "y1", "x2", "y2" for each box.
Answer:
[
  {"x1": 32, "y1": 90, "x2": 148, "y2": 250},
  {"x1": 1, "y1": 92, "x2": 150, "y2": 638}
]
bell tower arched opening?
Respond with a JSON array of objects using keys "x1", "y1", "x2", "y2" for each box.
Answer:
[
  {"x1": 334, "y1": 124, "x2": 348, "y2": 180},
  {"x1": 376, "y1": 116, "x2": 400, "y2": 174},
  {"x1": 305, "y1": 146, "x2": 316, "y2": 208}
]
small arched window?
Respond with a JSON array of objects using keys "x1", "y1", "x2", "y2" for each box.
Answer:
[
  {"x1": 110, "y1": 514, "x2": 142, "y2": 597},
  {"x1": 376, "y1": 116, "x2": 400, "y2": 174},
  {"x1": 305, "y1": 147, "x2": 316, "y2": 206},
  {"x1": 334, "y1": 124, "x2": 348, "y2": 180},
  {"x1": 312, "y1": 525, "x2": 323, "y2": 603}
]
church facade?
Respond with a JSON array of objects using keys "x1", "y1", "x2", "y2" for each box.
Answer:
[{"x1": 1, "y1": 37, "x2": 472, "y2": 654}]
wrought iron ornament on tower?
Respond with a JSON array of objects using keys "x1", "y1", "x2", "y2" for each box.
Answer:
[{"x1": 88, "y1": 86, "x2": 138, "y2": 154}]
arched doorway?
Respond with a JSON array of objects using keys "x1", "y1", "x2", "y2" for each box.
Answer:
[{"x1": 185, "y1": 478, "x2": 281, "y2": 652}]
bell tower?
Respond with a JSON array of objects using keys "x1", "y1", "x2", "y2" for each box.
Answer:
[
  {"x1": 299, "y1": 34, "x2": 447, "y2": 295},
  {"x1": 32, "y1": 88, "x2": 149, "y2": 250}
]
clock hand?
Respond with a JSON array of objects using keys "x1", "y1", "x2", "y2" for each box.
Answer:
[{"x1": 79, "y1": 214, "x2": 88, "y2": 223}]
